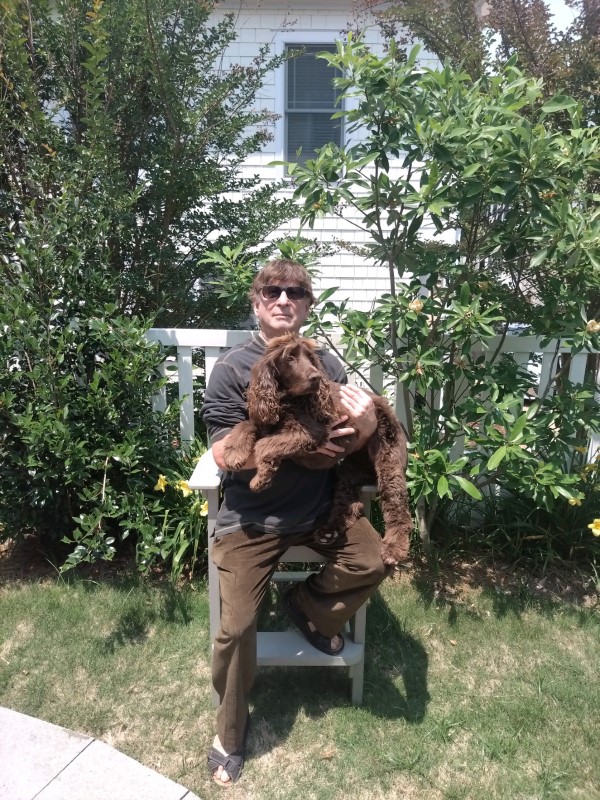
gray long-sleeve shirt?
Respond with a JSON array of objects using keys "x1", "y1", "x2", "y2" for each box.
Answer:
[{"x1": 200, "y1": 332, "x2": 347, "y2": 536}]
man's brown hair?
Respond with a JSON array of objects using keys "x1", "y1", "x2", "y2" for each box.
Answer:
[{"x1": 250, "y1": 259, "x2": 315, "y2": 305}]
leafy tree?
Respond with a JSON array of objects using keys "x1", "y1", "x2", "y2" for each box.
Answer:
[
  {"x1": 350, "y1": 0, "x2": 489, "y2": 78},
  {"x1": 1, "y1": 0, "x2": 296, "y2": 327},
  {"x1": 354, "y1": 0, "x2": 600, "y2": 125},
  {"x1": 351, "y1": 0, "x2": 600, "y2": 415},
  {"x1": 284, "y1": 40, "x2": 600, "y2": 560}
]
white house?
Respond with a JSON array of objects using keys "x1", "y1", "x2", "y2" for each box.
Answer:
[{"x1": 207, "y1": 0, "x2": 448, "y2": 310}]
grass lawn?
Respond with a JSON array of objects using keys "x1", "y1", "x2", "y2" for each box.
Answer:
[{"x1": 1, "y1": 542, "x2": 599, "y2": 800}]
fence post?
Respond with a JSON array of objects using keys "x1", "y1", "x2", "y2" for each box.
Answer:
[{"x1": 177, "y1": 345, "x2": 194, "y2": 446}]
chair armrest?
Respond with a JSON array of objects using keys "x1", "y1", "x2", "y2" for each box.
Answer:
[{"x1": 188, "y1": 447, "x2": 222, "y2": 491}]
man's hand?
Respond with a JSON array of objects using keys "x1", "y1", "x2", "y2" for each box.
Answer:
[
  {"x1": 335, "y1": 384, "x2": 377, "y2": 453},
  {"x1": 314, "y1": 415, "x2": 354, "y2": 459},
  {"x1": 311, "y1": 386, "x2": 377, "y2": 463}
]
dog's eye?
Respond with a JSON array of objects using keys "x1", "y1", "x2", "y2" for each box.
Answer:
[{"x1": 287, "y1": 355, "x2": 297, "y2": 363}]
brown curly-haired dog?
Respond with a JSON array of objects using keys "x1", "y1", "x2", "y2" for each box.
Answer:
[{"x1": 222, "y1": 333, "x2": 412, "y2": 565}]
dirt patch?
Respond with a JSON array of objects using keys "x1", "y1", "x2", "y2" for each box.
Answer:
[
  {"x1": 0, "y1": 536, "x2": 59, "y2": 583},
  {"x1": 0, "y1": 620, "x2": 34, "y2": 662},
  {"x1": 0, "y1": 535, "x2": 138, "y2": 585},
  {"x1": 2, "y1": 536, "x2": 599, "y2": 610},
  {"x1": 398, "y1": 554, "x2": 599, "y2": 610}
]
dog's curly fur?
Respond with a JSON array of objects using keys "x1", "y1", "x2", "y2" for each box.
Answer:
[{"x1": 222, "y1": 333, "x2": 412, "y2": 565}]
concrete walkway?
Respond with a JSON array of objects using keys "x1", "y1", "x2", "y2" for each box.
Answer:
[{"x1": 0, "y1": 707, "x2": 201, "y2": 800}]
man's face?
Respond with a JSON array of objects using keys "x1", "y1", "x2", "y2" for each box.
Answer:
[{"x1": 254, "y1": 282, "x2": 312, "y2": 340}]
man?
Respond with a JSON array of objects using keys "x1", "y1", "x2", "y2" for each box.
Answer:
[{"x1": 201, "y1": 259, "x2": 388, "y2": 786}]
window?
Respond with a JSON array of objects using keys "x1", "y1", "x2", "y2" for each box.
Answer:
[{"x1": 285, "y1": 44, "x2": 343, "y2": 165}]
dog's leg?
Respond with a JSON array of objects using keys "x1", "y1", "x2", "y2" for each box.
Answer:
[
  {"x1": 371, "y1": 442, "x2": 412, "y2": 565},
  {"x1": 222, "y1": 420, "x2": 258, "y2": 471},
  {"x1": 249, "y1": 428, "x2": 326, "y2": 492},
  {"x1": 314, "y1": 464, "x2": 365, "y2": 543},
  {"x1": 365, "y1": 403, "x2": 413, "y2": 565}
]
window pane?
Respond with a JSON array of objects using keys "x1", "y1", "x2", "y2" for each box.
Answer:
[
  {"x1": 287, "y1": 45, "x2": 341, "y2": 111},
  {"x1": 286, "y1": 112, "x2": 342, "y2": 163}
]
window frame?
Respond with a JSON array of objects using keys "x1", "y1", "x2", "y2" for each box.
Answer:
[
  {"x1": 284, "y1": 42, "x2": 344, "y2": 166},
  {"x1": 273, "y1": 31, "x2": 347, "y2": 176}
]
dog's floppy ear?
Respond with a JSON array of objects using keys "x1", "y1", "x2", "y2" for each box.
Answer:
[
  {"x1": 311, "y1": 375, "x2": 335, "y2": 421},
  {"x1": 300, "y1": 341, "x2": 335, "y2": 420},
  {"x1": 247, "y1": 356, "x2": 281, "y2": 425}
]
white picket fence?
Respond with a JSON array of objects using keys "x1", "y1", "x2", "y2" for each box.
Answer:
[{"x1": 145, "y1": 328, "x2": 600, "y2": 459}]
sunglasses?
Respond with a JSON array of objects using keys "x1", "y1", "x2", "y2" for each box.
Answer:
[{"x1": 259, "y1": 285, "x2": 309, "y2": 301}]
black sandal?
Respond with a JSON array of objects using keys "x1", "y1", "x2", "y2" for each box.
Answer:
[
  {"x1": 208, "y1": 716, "x2": 250, "y2": 787},
  {"x1": 208, "y1": 748, "x2": 244, "y2": 786},
  {"x1": 283, "y1": 587, "x2": 345, "y2": 656}
]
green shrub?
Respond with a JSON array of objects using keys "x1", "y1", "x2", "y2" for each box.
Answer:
[{"x1": 0, "y1": 192, "x2": 206, "y2": 576}]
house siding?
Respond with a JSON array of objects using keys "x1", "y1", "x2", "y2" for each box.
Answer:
[{"x1": 209, "y1": 1, "x2": 446, "y2": 310}]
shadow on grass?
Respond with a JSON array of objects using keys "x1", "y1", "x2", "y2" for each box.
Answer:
[
  {"x1": 102, "y1": 601, "x2": 157, "y2": 653},
  {"x1": 160, "y1": 584, "x2": 198, "y2": 626},
  {"x1": 249, "y1": 588, "x2": 430, "y2": 756},
  {"x1": 89, "y1": 579, "x2": 202, "y2": 653}
]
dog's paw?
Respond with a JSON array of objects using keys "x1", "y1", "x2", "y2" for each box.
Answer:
[
  {"x1": 223, "y1": 452, "x2": 247, "y2": 471},
  {"x1": 381, "y1": 535, "x2": 409, "y2": 566},
  {"x1": 249, "y1": 474, "x2": 271, "y2": 492}
]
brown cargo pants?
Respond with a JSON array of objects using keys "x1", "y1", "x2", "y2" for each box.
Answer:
[{"x1": 210, "y1": 515, "x2": 387, "y2": 752}]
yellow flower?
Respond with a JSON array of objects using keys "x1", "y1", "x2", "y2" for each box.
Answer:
[
  {"x1": 574, "y1": 446, "x2": 588, "y2": 454},
  {"x1": 175, "y1": 480, "x2": 192, "y2": 498},
  {"x1": 199, "y1": 499, "x2": 208, "y2": 517},
  {"x1": 154, "y1": 474, "x2": 168, "y2": 492},
  {"x1": 568, "y1": 497, "x2": 582, "y2": 506},
  {"x1": 587, "y1": 519, "x2": 600, "y2": 536},
  {"x1": 408, "y1": 298, "x2": 424, "y2": 313},
  {"x1": 586, "y1": 319, "x2": 600, "y2": 333}
]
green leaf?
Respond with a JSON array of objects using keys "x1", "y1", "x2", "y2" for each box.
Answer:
[
  {"x1": 529, "y1": 248, "x2": 549, "y2": 268},
  {"x1": 462, "y1": 163, "x2": 482, "y2": 177},
  {"x1": 487, "y1": 445, "x2": 508, "y2": 471},
  {"x1": 541, "y1": 95, "x2": 578, "y2": 113},
  {"x1": 317, "y1": 286, "x2": 339, "y2": 303},
  {"x1": 453, "y1": 476, "x2": 483, "y2": 500},
  {"x1": 589, "y1": 252, "x2": 600, "y2": 271},
  {"x1": 508, "y1": 412, "x2": 528, "y2": 442},
  {"x1": 555, "y1": 485, "x2": 575, "y2": 499},
  {"x1": 437, "y1": 475, "x2": 450, "y2": 497},
  {"x1": 464, "y1": 181, "x2": 483, "y2": 198}
]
